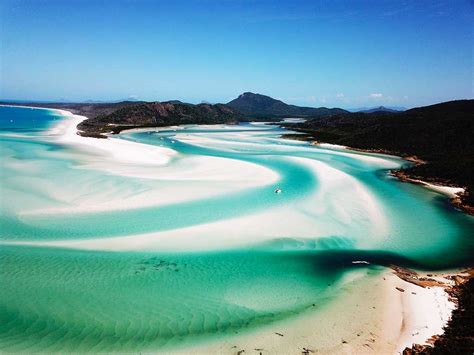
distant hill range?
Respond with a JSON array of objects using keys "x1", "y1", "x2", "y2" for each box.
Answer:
[
  {"x1": 354, "y1": 106, "x2": 405, "y2": 113},
  {"x1": 283, "y1": 99, "x2": 474, "y2": 212},
  {"x1": 227, "y1": 92, "x2": 348, "y2": 118},
  {"x1": 1, "y1": 92, "x2": 348, "y2": 137}
]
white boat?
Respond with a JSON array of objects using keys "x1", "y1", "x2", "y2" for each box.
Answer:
[{"x1": 274, "y1": 188, "x2": 282, "y2": 194}]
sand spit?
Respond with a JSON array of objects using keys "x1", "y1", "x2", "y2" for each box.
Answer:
[{"x1": 14, "y1": 109, "x2": 278, "y2": 215}]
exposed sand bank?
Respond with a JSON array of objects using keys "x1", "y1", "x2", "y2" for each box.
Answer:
[
  {"x1": 396, "y1": 176, "x2": 464, "y2": 199},
  {"x1": 12, "y1": 156, "x2": 389, "y2": 252},
  {"x1": 169, "y1": 269, "x2": 455, "y2": 354},
  {"x1": 313, "y1": 140, "x2": 466, "y2": 201},
  {"x1": 2, "y1": 106, "x2": 460, "y2": 353},
  {"x1": 17, "y1": 109, "x2": 279, "y2": 215},
  {"x1": 48, "y1": 110, "x2": 177, "y2": 166},
  {"x1": 317, "y1": 142, "x2": 347, "y2": 150},
  {"x1": 424, "y1": 183, "x2": 464, "y2": 198}
]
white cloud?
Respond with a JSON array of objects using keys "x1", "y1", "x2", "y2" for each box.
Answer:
[
  {"x1": 336, "y1": 93, "x2": 345, "y2": 98},
  {"x1": 369, "y1": 93, "x2": 383, "y2": 99}
]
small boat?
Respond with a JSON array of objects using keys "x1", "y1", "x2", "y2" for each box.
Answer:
[
  {"x1": 351, "y1": 261, "x2": 370, "y2": 265},
  {"x1": 274, "y1": 188, "x2": 282, "y2": 194}
]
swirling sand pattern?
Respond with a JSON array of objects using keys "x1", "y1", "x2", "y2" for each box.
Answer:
[{"x1": 0, "y1": 107, "x2": 473, "y2": 352}]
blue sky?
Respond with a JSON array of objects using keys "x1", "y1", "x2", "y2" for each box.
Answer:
[{"x1": 0, "y1": 0, "x2": 472, "y2": 108}]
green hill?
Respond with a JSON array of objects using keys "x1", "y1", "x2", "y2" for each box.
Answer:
[
  {"x1": 227, "y1": 92, "x2": 348, "y2": 118},
  {"x1": 77, "y1": 101, "x2": 242, "y2": 137}
]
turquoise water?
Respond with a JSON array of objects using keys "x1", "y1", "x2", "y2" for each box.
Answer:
[
  {"x1": 1, "y1": 106, "x2": 473, "y2": 352},
  {"x1": 0, "y1": 106, "x2": 63, "y2": 133}
]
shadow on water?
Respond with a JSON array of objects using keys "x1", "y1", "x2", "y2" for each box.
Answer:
[{"x1": 257, "y1": 241, "x2": 474, "y2": 271}]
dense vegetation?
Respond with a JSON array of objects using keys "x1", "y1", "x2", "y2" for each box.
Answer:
[
  {"x1": 227, "y1": 92, "x2": 348, "y2": 118},
  {"x1": 77, "y1": 101, "x2": 242, "y2": 137},
  {"x1": 284, "y1": 100, "x2": 474, "y2": 209}
]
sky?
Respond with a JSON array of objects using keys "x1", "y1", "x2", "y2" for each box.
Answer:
[{"x1": 0, "y1": 0, "x2": 472, "y2": 108}]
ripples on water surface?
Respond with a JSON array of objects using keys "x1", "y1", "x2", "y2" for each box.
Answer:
[{"x1": 0, "y1": 106, "x2": 473, "y2": 352}]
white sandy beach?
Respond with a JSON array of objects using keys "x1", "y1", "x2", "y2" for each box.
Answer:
[
  {"x1": 1, "y1": 106, "x2": 459, "y2": 354},
  {"x1": 416, "y1": 181, "x2": 464, "y2": 198},
  {"x1": 16, "y1": 109, "x2": 279, "y2": 215},
  {"x1": 313, "y1": 140, "x2": 465, "y2": 199},
  {"x1": 170, "y1": 269, "x2": 454, "y2": 354}
]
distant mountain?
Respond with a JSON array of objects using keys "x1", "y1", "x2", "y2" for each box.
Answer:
[
  {"x1": 227, "y1": 92, "x2": 348, "y2": 118},
  {"x1": 77, "y1": 101, "x2": 242, "y2": 138},
  {"x1": 358, "y1": 106, "x2": 404, "y2": 113},
  {"x1": 84, "y1": 99, "x2": 107, "y2": 104},
  {"x1": 349, "y1": 106, "x2": 406, "y2": 113}
]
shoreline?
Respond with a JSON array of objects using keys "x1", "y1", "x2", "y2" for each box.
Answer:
[
  {"x1": 3, "y1": 102, "x2": 469, "y2": 212},
  {"x1": 172, "y1": 268, "x2": 461, "y2": 354},
  {"x1": 309, "y1": 141, "x2": 472, "y2": 215},
  {"x1": 29, "y1": 108, "x2": 280, "y2": 215},
  {"x1": 294, "y1": 139, "x2": 473, "y2": 353},
  {"x1": 3, "y1": 105, "x2": 471, "y2": 353},
  {"x1": 401, "y1": 268, "x2": 474, "y2": 354},
  {"x1": 56, "y1": 110, "x2": 471, "y2": 353},
  {"x1": 0, "y1": 104, "x2": 70, "y2": 112}
]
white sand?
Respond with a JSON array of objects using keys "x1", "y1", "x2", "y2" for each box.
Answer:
[
  {"x1": 2, "y1": 106, "x2": 458, "y2": 353},
  {"x1": 48, "y1": 111, "x2": 177, "y2": 167},
  {"x1": 14, "y1": 156, "x2": 389, "y2": 252},
  {"x1": 421, "y1": 181, "x2": 464, "y2": 198},
  {"x1": 17, "y1": 110, "x2": 279, "y2": 215},
  {"x1": 317, "y1": 142, "x2": 348, "y2": 149},
  {"x1": 392, "y1": 279, "x2": 455, "y2": 350},
  {"x1": 316, "y1": 139, "x2": 465, "y2": 199},
  {"x1": 12, "y1": 157, "x2": 387, "y2": 251},
  {"x1": 51, "y1": 111, "x2": 277, "y2": 182},
  {"x1": 280, "y1": 118, "x2": 307, "y2": 123},
  {"x1": 175, "y1": 131, "x2": 402, "y2": 170},
  {"x1": 168, "y1": 269, "x2": 455, "y2": 354},
  {"x1": 380, "y1": 271, "x2": 456, "y2": 352}
]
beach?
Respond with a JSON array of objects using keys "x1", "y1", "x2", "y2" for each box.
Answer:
[
  {"x1": 1, "y1": 106, "x2": 472, "y2": 353},
  {"x1": 176, "y1": 270, "x2": 457, "y2": 354},
  {"x1": 50, "y1": 110, "x2": 460, "y2": 350},
  {"x1": 16, "y1": 109, "x2": 279, "y2": 215}
]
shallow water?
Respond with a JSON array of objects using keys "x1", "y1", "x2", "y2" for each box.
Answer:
[{"x1": 0, "y1": 106, "x2": 473, "y2": 352}]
